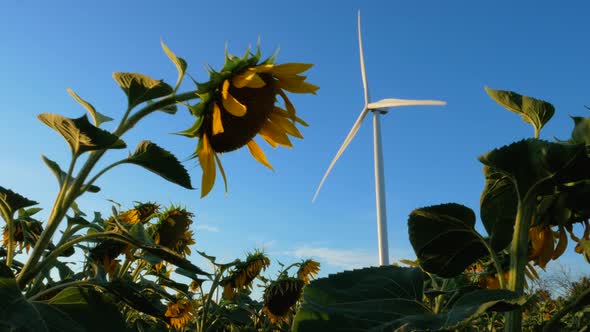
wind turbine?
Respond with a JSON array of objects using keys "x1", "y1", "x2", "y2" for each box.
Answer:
[{"x1": 313, "y1": 11, "x2": 446, "y2": 266}]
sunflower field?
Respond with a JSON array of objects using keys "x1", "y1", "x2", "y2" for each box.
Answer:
[{"x1": 2, "y1": 41, "x2": 590, "y2": 332}]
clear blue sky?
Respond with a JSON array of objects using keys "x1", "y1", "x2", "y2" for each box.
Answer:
[{"x1": 1, "y1": 0, "x2": 589, "y2": 282}]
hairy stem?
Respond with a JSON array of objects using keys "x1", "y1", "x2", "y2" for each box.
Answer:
[{"x1": 505, "y1": 195, "x2": 535, "y2": 332}]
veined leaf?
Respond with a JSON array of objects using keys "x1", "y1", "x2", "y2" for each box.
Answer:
[
  {"x1": 0, "y1": 186, "x2": 38, "y2": 217},
  {"x1": 41, "y1": 156, "x2": 100, "y2": 193},
  {"x1": 480, "y1": 166, "x2": 517, "y2": 251},
  {"x1": 161, "y1": 40, "x2": 188, "y2": 91},
  {"x1": 67, "y1": 88, "x2": 113, "y2": 127},
  {"x1": 292, "y1": 266, "x2": 524, "y2": 332},
  {"x1": 408, "y1": 203, "x2": 488, "y2": 278},
  {"x1": 478, "y1": 139, "x2": 590, "y2": 200},
  {"x1": 485, "y1": 86, "x2": 554, "y2": 137},
  {"x1": 112, "y1": 72, "x2": 173, "y2": 109},
  {"x1": 124, "y1": 141, "x2": 193, "y2": 189},
  {"x1": 38, "y1": 114, "x2": 126, "y2": 155}
]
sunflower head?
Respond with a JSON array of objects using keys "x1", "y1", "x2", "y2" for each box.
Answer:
[
  {"x1": 263, "y1": 277, "x2": 305, "y2": 323},
  {"x1": 89, "y1": 238, "x2": 128, "y2": 277},
  {"x1": 296, "y1": 259, "x2": 320, "y2": 284},
  {"x1": 180, "y1": 45, "x2": 318, "y2": 197},
  {"x1": 222, "y1": 250, "x2": 271, "y2": 299},
  {"x1": 118, "y1": 202, "x2": 160, "y2": 225},
  {"x1": 151, "y1": 206, "x2": 195, "y2": 256},
  {"x1": 2, "y1": 218, "x2": 43, "y2": 253},
  {"x1": 165, "y1": 298, "x2": 194, "y2": 330}
]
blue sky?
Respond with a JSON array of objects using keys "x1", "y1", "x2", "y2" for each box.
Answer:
[{"x1": 1, "y1": 0, "x2": 590, "y2": 284}]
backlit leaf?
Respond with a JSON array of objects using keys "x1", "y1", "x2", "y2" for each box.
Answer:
[
  {"x1": 113, "y1": 72, "x2": 173, "y2": 109},
  {"x1": 67, "y1": 88, "x2": 113, "y2": 127}
]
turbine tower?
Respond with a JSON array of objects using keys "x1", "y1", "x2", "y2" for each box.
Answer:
[{"x1": 313, "y1": 11, "x2": 446, "y2": 266}]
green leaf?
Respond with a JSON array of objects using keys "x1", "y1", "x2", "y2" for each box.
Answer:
[
  {"x1": 485, "y1": 86, "x2": 555, "y2": 137},
  {"x1": 293, "y1": 266, "x2": 427, "y2": 332},
  {"x1": 173, "y1": 116, "x2": 204, "y2": 138},
  {"x1": 480, "y1": 166, "x2": 517, "y2": 251},
  {"x1": 161, "y1": 40, "x2": 187, "y2": 91},
  {"x1": 478, "y1": 139, "x2": 590, "y2": 200},
  {"x1": 38, "y1": 114, "x2": 126, "y2": 155},
  {"x1": 128, "y1": 222, "x2": 155, "y2": 245},
  {"x1": 47, "y1": 287, "x2": 128, "y2": 332},
  {"x1": 124, "y1": 141, "x2": 192, "y2": 189},
  {"x1": 66, "y1": 88, "x2": 113, "y2": 127},
  {"x1": 101, "y1": 279, "x2": 167, "y2": 319},
  {"x1": 292, "y1": 265, "x2": 524, "y2": 332},
  {"x1": 408, "y1": 203, "x2": 488, "y2": 278},
  {"x1": 0, "y1": 186, "x2": 38, "y2": 217},
  {"x1": 41, "y1": 156, "x2": 100, "y2": 193},
  {"x1": 567, "y1": 116, "x2": 590, "y2": 145},
  {"x1": 112, "y1": 72, "x2": 173, "y2": 109}
]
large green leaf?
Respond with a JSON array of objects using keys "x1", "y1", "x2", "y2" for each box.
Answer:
[
  {"x1": 46, "y1": 287, "x2": 128, "y2": 332},
  {"x1": 66, "y1": 88, "x2": 113, "y2": 127},
  {"x1": 480, "y1": 166, "x2": 517, "y2": 251},
  {"x1": 161, "y1": 40, "x2": 187, "y2": 91},
  {"x1": 485, "y1": 86, "x2": 554, "y2": 136},
  {"x1": 112, "y1": 72, "x2": 173, "y2": 109},
  {"x1": 124, "y1": 141, "x2": 192, "y2": 189},
  {"x1": 478, "y1": 139, "x2": 590, "y2": 200},
  {"x1": 0, "y1": 186, "x2": 38, "y2": 217},
  {"x1": 38, "y1": 114, "x2": 126, "y2": 155},
  {"x1": 102, "y1": 279, "x2": 167, "y2": 319},
  {"x1": 293, "y1": 266, "x2": 427, "y2": 332},
  {"x1": 293, "y1": 266, "x2": 524, "y2": 332},
  {"x1": 408, "y1": 203, "x2": 489, "y2": 278},
  {"x1": 41, "y1": 156, "x2": 100, "y2": 193}
]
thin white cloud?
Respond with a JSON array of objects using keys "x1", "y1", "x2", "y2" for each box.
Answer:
[
  {"x1": 195, "y1": 224, "x2": 220, "y2": 233},
  {"x1": 291, "y1": 246, "x2": 377, "y2": 269}
]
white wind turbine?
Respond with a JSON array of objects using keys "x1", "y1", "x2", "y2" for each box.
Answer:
[{"x1": 313, "y1": 11, "x2": 446, "y2": 266}]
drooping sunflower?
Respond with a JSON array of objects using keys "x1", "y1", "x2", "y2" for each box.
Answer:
[
  {"x1": 179, "y1": 46, "x2": 318, "y2": 197},
  {"x1": 222, "y1": 250, "x2": 271, "y2": 300},
  {"x1": 263, "y1": 277, "x2": 305, "y2": 323},
  {"x1": 296, "y1": 259, "x2": 320, "y2": 284},
  {"x1": 117, "y1": 202, "x2": 160, "y2": 225},
  {"x1": 150, "y1": 206, "x2": 195, "y2": 256},
  {"x1": 165, "y1": 298, "x2": 194, "y2": 330},
  {"x1": 2, "y1": 218, "x2": 43, "y2": 253},
  {"x1": 89, "y1": 238, "x2": 128, "y2": 277}
]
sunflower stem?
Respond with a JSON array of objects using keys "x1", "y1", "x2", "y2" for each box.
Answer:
[
  {"x1": 28, "y1": 280, "x2": 101, "y2": 301},
  {"x1": 505, "y1": 194, "x2": 535, "y2": 332},
  {"x1": 0, "y1": 200, "x2": 14, "y2": 268},
  {"x1": 475, "y1": 231, "x2": 506, "y2": 289},
  {"x1": 200, "y1": 266, "x2": 226, "y2": 332}
]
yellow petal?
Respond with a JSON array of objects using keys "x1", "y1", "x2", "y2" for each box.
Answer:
[
  {"x1": 552, "y1": 226, "x2": 568, "y2": 260},
  {"x1": 212, "y1": 103, "x2": 224, "y2": 135},
  {"x1": 270, "y1": 110, "x2": 303, "y2": 139},
  {"x1": 214, "y1": 153, "x2": 228, "y2": 194},
  {"x1": 232, "y1": 70, "x2": 266, "y2": 88},
  {"x1": 276, "y1": 77, "x2": 319, "y2": 94},
  {"x1": 221, "y1": 80, "x2": 247, "y2": 116},
  {"x1": 258, "y1": 120, "x2": 292, "y2": 148},
  {"x1": 270, "y1": 63, "x2": 313, "y2": 76},
  {"x1": 253, "y1": 64, "x2": 274, "y2": 73},
  {"x1": 198, "y1": 134, "x2": 216, "y2": 198},
  {"x1": 259, "y1": 133, "x2": 278, "y2": 148},
  {"x1": 247, "y1": 140, "x2": 273, "y2": 170}
]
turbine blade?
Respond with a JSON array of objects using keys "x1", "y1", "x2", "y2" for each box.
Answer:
[
  {"x1": 368, "y1": 98, "x2": 446, "y2": 109},
  {"x1": 358, "y1": 10, "x2": 369, "y2": 106},
  {"x1": 313, "y1": 106, "x2": 370, "y2": 202}
]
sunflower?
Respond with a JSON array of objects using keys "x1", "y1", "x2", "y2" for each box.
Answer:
[
  {"x1": 296, "y1": 259, "x2": 320, "y2": 284},
  {"x1": 117, "y1": 202, "x2": 160, "y2": 225},
  {"x1": 179, "y1": 45, "x2": 318, "y2": 197},
  {"x1": 2, "y1": 218, "x2": 43, "y2": 253},
  {"x1": 165, "y1": 298, "x2": 194, "y2": 330},
  {"x1": 151, "y1": 206, "x2": 195, "y2": 256},
  {"x1": 222, "y1": 250, "x2": 271, "y2": 300},
  {"x1": 89, "y1": 238, "x2": 128, "y2": 277},
  {"x1": 263, "y1": 277, "x2": 305, "y2": 323}
]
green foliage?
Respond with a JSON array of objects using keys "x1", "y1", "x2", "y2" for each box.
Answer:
[
  {"x1": 67, "y1": 88, "x2": 114, "y2": 127},
  {"x1": 124, "y1": 141, "x2": 193, "y2": 189},
  {"x1": 0, "y1": 186, "x2": 38, "y2": 217},
  {"x1": 37, "y1": 114, "x2": 126, "y2": 155},
  {"x1": 293, "y1": 266, "x2": 524, "y2": 332},
  {"x1": 112, "y1": 72, "x2": 174, "y2": 110}
]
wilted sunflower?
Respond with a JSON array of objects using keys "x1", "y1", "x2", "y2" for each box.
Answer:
[
  {"x1": 89, "y1": 239, "x2": 128, "y2": 277},
  {"x1": 528, "y1": 225, "x2": 568, "y2": 269},
  {"x1": 151, "y1": 206, "x2": 195, "y2": 256},
  {"x1": 222, "y1": 250, "x2": 271, "y2": 300},
  {"x1": 117, "y1": 202, "x2": 160, "y2": 225},
  {"x1": 263, "y1": 277, "x2": 305, "y2": 323},
  {"x1": 179, "y1": 45, "x2": 318, "y2": 197},
  {"x1": 2, "y1": 218, "x2": 43, "y2": 253},
  {"x1": 165, "y1": 298, "x2": 194, "y2": 330},
  {"x1": 296, "y1": 259, "x2": 320, "y2": 284}
]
